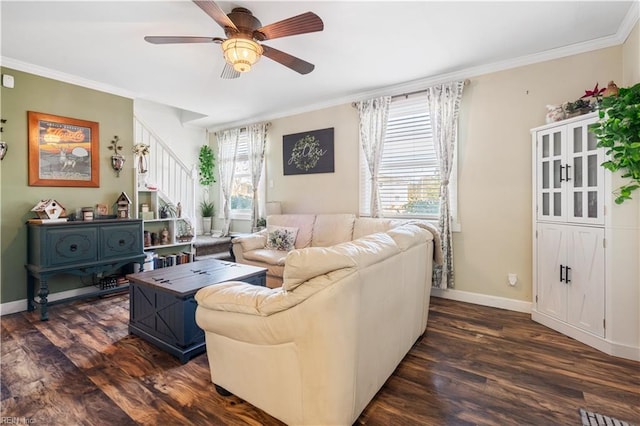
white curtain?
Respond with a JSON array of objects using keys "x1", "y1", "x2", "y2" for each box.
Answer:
[
  {"x1": 356, "y1": 96, "x2": 391, "y2": 217},
  {"x1": 216, "y1": 128, "x2": 240, "y2": 236},
  {"x1": 426, "y1": 80, "x2": 465, "y2": 289},
  {"x1": 247, "y1": 122, "x2": 268, "y2": 229}
]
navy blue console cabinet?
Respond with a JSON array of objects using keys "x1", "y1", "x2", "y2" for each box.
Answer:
[{"x1": 26, "y1": 219, "x2": 145, "y2": 320}]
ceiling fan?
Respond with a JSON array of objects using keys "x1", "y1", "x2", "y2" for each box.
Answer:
[{"x1": 144, "y1": 0, "x2": 324, "y2": 79}]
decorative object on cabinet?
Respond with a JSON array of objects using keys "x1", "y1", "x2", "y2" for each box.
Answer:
[
  {"x1": 603, "y1": 80, "x2": 619, "y2": 97},
  {"x1": 564, "y1": 99, "x2": 593, "y2": 117},
  {"x1": 26, "y1": 219, "x2": 145, "y2": 320},
  {"x1": 108, "y1": 135, "x2": 125, "y2": 177},
  {"x1": 115, "y1": 192, "x2": 132, "y2": 218},
  {"x1": 283, "y1": 127, "x2": 334, "y2": 175},
  {"x1": 81, "y1": 207, "x2": 94, "y2": 221},
  {"x1": 545, "y1": 104, "x2": 566, "y2": 123},
  {"x1": 590, "y1": 82, "x2": 640, "y2": 204},
  {"x1": 31, "y1": 199, "x2": 66, "y2": 220},
  {"x1": 580, "y1": 82, "x2": 606, "y2": 106},
  {"x1": 0, "y1": 118, "x2": 7, "y2": 160},
  {"x1": 160, "y1": 227, "x2": 170, "y2": 245},
  {"x1": 198, "y1": 145, "x2": 216, "y2": 186},
  {"x1": 531, "y1": 112, "x2": 639, "y2": 361},
  {"x1": 159, "y1": 201, "x2": 177, "y2": 219},
  {"x1": 95, "y1": 203, "x2": 108, "y2": 217},
  {"x1": 27, "y1": 111, "x2": 99, "y2": 188}
]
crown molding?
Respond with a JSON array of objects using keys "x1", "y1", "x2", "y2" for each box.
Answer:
[
  {"x1": 207, "y1": 6, "x2": 640, "y2": 131},
  {"x1": 0, "y1": 57, "x2": 137, "y2": 99},
  {"x1": 2, "y1": 5, "x2": 637, "y2": 132}
]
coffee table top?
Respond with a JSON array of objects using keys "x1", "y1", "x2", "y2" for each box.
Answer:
[{"x1": 126, "y1": 259, "x2": 266, "y2": 296}]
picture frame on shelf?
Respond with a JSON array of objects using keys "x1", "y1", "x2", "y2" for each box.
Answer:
[{"x1": 28, "y1": 111, "x2": 99, "y2": 187}]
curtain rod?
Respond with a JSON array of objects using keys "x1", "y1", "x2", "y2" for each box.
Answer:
[{"x1": 351, "y1": 79, "x2": 470, "y2": 107}]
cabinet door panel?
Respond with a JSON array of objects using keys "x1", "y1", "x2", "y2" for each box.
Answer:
[
  {"x1": 567, "y1": 227, "x2": 605, "y2": 336},
  {"x1": 47, "y1": 227, "x2": 97, "y2": 267},
  {"x1": 100, "y1": 223, "x2": 143, "y2": 260},
  {"x1": 567, "y1": 117, "x2": 604, "y2": 225},
  {"x1": 537, "y1": 129, "x2": 566, "y2": 222},
  {"x1": 537, "y1": 224, "x2": 567, "y2": 321}
]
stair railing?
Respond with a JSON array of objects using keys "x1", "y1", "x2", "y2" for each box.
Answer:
[{"x1": 133, "y1": 116, "x2": 197, "y2": 235}]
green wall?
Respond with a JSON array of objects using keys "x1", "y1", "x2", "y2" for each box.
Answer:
[{"x1": 0, "y1": 68, "x2": 134, "y2": 304}]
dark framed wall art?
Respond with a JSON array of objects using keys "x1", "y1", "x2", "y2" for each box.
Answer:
[
  {"x1": 28, "y1": 111, "x2": 100, "y2": 187},
  {"x1": 283, "y1": 127, "x2": 334, "y2": 175}
]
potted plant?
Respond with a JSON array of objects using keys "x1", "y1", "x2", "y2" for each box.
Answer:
[
  {"x1": 198, "y1": 145, "x2": 216, "y2": 186},
  {"x1": 199, "y1": 200, "x2": 215, "y2": 235},
  {"x1": 590, "y1": 82, "x2": 640, "y2": 204}
]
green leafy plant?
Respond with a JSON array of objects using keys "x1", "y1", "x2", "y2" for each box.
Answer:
[
  {"x1": 590, "y1": 82, "x2": 640, "y2": 204},
  {"x1": 198, "y1": 145, "x2": 216, "y2": 186},
  {"x1": 256, "y1": 217, "x2": 266, "y2": 228},
  {"x1": 199, "y1": 200, "x2": 215, "y2": 218}
]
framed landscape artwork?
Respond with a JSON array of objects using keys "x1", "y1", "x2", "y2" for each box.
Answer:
[
  {"x1": 28, "y1": 111, "x2": 100, "y2": 187},
  {"x1": 283, "y1": 127, "x2": 334, "y2": 175}
]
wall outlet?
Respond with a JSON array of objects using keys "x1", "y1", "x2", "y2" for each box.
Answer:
[{"x1": 508, "y1": 273, "x2": 518, "y2": 286}]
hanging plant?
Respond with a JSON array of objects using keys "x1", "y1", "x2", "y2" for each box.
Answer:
[
  {"x1": 590, "y1": 82, "x2": 640, "y2": 204},
  {"x1": 198, "y1": 145, "x2": 216, "y2": 186}
]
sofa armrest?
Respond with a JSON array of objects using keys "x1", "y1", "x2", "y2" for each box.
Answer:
[
  {"x1": 232, "y1": 230, "x2": 267, "y2": 252},
  {"x1": 195, "y1": 281, "x2": 277, "y2": 316}
]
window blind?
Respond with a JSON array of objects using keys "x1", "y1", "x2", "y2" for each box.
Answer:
[{"x1": 360, "y1": 93, "x2": 441, "y2": 218}]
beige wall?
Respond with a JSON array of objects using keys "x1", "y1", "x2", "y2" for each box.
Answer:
[
  {"x1": 0, "y1": 68, "x2": 134, "y2": 304},
  {"x1": 622, "y1": 21, "x2": 639, "y2": 86},
  {"x1": 246, "y1": 46, "x2": 625, "y2": 304}
]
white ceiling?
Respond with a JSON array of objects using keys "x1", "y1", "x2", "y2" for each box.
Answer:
[{"x1": 1, "y1": 1, "x2": 638, "y2": 130}]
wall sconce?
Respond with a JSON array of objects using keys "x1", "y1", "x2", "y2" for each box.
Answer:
[{"x1": 107, "y1": 135, "x2": 125, "y2": 177}]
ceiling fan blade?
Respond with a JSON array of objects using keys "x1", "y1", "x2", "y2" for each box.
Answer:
[
  {"x1": 256, "y1": 12, "x2": 323, "y2": 40},
  {"x1": 262, "y1": 45, "x2": 315, "y2": 75},
  {"x1": 144, "y1": 36, "x2": 221, "y2": 44},
  {"x1": 193, "y1": 0, "x2": 237, "y2": 31},
  {"x1": 221, "y1": 63, "x2": 240, "y2": 79}
]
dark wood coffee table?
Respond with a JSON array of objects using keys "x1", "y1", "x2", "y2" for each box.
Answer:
[{"x1": 126, "y1": 259, "x2": 266, "y2": 363}]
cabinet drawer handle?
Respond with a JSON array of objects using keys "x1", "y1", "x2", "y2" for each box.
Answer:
[
  {"x1": 70, "y1": 244, "x2": 78, "y2": 252},
  {"x1": 565, "y1": 164, "x2": 571, "y2": 181},
  {"x1": 565, "y1": 266, "x2": 571, "y2": 283},
  {"x1": 559, "y1": 264, "x2": 565, "y2": 283},
  {"x1": 559, "y1": 165, "x2": 565, "y2": 182},
  {"x1": 119, "y1": 239, "x2": 126, "y2": 246}
]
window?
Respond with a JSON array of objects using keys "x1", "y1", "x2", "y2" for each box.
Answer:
[
  {"x1": 360, "y1": 93, "x2": 457, "y2": 221},
  {"x1": 222, "y1": 130, "x2": 265, "y2": 220}
]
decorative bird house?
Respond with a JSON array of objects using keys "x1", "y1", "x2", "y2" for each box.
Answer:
[
  {"x1": 31, "y1": 199, "x2": 66, "y2": 220},
  {"x1": 115, "y1": 192, "x2": 132, "y2": 219}
]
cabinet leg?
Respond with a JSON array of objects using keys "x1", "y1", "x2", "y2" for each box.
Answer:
[
  {"x1": 27, "y1": 275, "x2": 35, "y2": 312},
  {"x1": 38, "y1": 280, "x2": 49, "y2": 321}
]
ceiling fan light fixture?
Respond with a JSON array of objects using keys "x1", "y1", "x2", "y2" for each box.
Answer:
[{"x1": 222, "y1": 38, "x2": 263, "y2": 73}]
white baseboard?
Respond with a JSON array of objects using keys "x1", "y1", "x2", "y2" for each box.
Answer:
[
  {"x1": 431, "y1": 288, "x2": 532, "y2": 314},
  {"x1": 0, "y1": 286, "x2": 104, "y2": 316}
]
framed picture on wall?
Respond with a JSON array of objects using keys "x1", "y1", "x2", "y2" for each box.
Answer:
[
  {"x1": 28, "y1": 111, "x2": 100, "y2": 187},
  {"x1": 283, "y1": 127, "x2": 334, "y2": 175}
]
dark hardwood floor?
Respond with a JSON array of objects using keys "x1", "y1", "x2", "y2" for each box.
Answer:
[{"x1": 2, "y1": 294, "x2": 638, "y2": 425}]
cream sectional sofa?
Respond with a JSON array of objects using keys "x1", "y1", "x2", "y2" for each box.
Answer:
[
  {"x1": 232, "y1": 213, "x2": 441, "y2": 288},
  {"x1": 195, "y1": 223, "x2": 436, "y2": 425}
]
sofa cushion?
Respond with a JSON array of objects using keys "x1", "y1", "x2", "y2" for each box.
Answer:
[
  {"x1": 244, "y1": 249, "x2": 288, "y2": 266},
  {"x1": 311, "y1": 214, "x2": 356, "y2": 247},
  {"x1": 268, "y1": 215, "x2": 316, "y2": 249},
  {"x1": 386, "y1": 225, "x2": 431, "y2": 251},
  {"x1": 352, "y1": 218, "x2": 396, "y2": 240},
  {"x1": 265, "y1": 225, "x2": 298, "y2": 251},
  {"x1": 283, "y1": 247, "x2": 357, "y2": 292}
]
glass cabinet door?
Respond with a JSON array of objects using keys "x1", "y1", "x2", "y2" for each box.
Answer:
[
  {"x1": 537, "y1": 127, "x2": 566, "y2": 222},
  {"x1": 567, "y1": 117, "x2": 604, "y2": 225}
]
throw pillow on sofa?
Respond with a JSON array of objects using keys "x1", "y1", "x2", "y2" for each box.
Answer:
[{"x1": 265, "y1": 225, "x2": 298, "y2": 251}]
